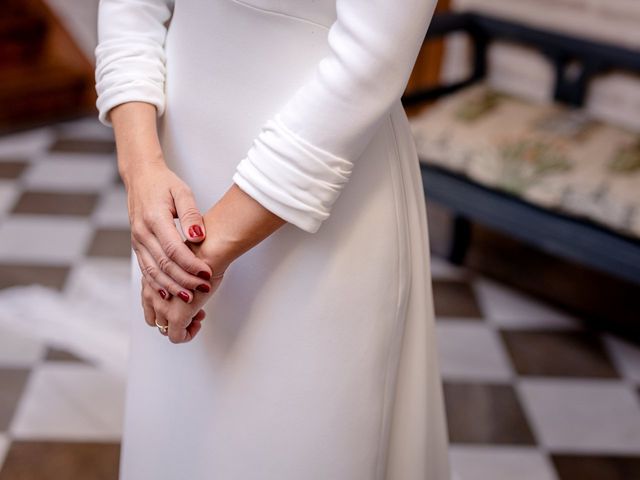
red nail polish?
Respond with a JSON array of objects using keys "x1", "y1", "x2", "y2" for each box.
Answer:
[
  {"x1": 197, "y1": 271, "x2": 211, "y2": 280},
  {"x1": 178, "y1": 291, "x2": 190, "y2": 302},
  {"x1": 158, "y1": 289, "x2": 167, "y2": 299},
  {"x1": 189, "y1": 225, "x2": 204, "y2": 238},
  {"x1": 196, "y1": 284, "x2": 210, "y2": 293}
]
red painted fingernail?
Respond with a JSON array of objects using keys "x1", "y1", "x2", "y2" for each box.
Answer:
[
  {"x1": 158, "y1": 289, "x2": 167, "y2": 299},
  {"x1": 197, "y1": 271, "x2": 211, "y2": 280},
  {"x1": 178, "y1": 291, "x2": 190, "y2": 302},
  {"x1": 196, "y1": 284, "x2": 210, "y2": 293},
  {"x1": 189, "y1": 225, "x2": 204, "y2": 238}
]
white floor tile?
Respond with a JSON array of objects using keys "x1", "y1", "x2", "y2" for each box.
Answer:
[
  {"x1": 450, "y1": 445, "x2": 558, "y2": 480},
  {"x1": 22, "y1": 157, "x2": 116, "y2": 192},
  {"x1": 0, "y1": 324, "x2": 45, "y2": 367},
  {"x1": 0, "y1": 128, "x2": 54, "y2": 159},
  {"x1": 92, "y1": 186, "x2": 129, "y2": 227},
  {"x1": 474, "y1": 278, "x2": 582, "y2": 329},
  {"x1": 436, "y1": 320, "x2": 514, "y2": 382},
  {"x1": 0, "y1": 215, "x2": 93, "y2": 264},
  {"x1": 430, "y1": 255, "x2": 470, "y2": 280},
  {"x1": 64, "y1": 257, "x2": 131, "y2": 299},
  {"x1": 518, "y1": 378, "x2": 640, "y2": 453},
  {"x1": 9, "y1": 363, "x2": 125, "y2": 441},
  {"x1": 0, "y1": 180, "x2": 19, "y2": 217},
  {"x1": 603, "y1": 334, "x2": 640, "y2": 384}
]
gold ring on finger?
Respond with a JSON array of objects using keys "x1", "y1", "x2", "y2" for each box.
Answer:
[{"x1": 155, "y1": 320, "x2": 168, "y2": 334}]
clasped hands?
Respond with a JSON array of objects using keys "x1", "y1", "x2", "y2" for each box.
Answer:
[
  {"x1": 126, "y1": 162, "x2": 232, "y2": 344},
  {"x1": 112, "y1": 102, "x2": 285, "y2": 344},
  {"x1": 124, "y1": 154, "x2": 287, "y2": 344}
]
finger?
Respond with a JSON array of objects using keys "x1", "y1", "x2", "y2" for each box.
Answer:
[
  {"x1": 172, "y1": 185, "x2": 206, "y2": 243},
  {"x1": 192, "y1": 309, "x2": 206, "y2": 322},
  {"x1": 133, "y1": 235, "x2": 173, "y2": 299},
  {"x1": 182, "y1": 310, "x2": 204, "y2": 342},
  {"x1": 184, "y1": 317, "x2": 203, "y2": 342},
  {"x1": 165, "y1": 303, "x2": 205, "y2": 344},
  {"x1": 136, "y1": 242, "x2": 195, "y2": 303},
  {"x1": 147, "y1": 207, "x2": 212, "y2": 279},
  {"x1": 132, "y1": 220, "x2": 211, "y2": 291},
  {"x1": 142, "y1": 233, "x2": 212, "y2": 293},
  {"x1": 163, "y1": 298, "x2": 191, "y2": 344},
  {"x1": 152, "y1": 298, "x2": 170, "y2": 337},
  {"x1": 140, "y1": 277, "x2": 157, "y2": 328},
  {"x1": 167, "y1": 312, "x2": 189, "y2": 344},
  {"x1": 139, "y1": 254, "x2": 172, "y2": 300},
  {"x1": 156, "y1": 314, "x2": 169, "y2": 337}
]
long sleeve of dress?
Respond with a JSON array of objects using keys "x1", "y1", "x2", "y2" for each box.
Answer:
[
  {"x1": 94, "y1": 0, "x2": 174, "y2": 127},
  {"x1": 232, "y1": 0, "x2": 438, "y2": 234}
]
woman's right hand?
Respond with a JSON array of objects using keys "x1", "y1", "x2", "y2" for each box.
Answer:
[
  {"x1": 125, "y1": 160, "x2": 214, "y2": 303},
  {"x1": 110, "y1": 101, "x2": 213, "y2": 303}
]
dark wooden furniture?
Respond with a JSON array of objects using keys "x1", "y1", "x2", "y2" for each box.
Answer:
[{"x1": 402, "y1": 11, "x2": 640, "y2": 285}]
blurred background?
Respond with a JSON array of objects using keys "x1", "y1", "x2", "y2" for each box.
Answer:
[{"x1": 0, "y1": 0, "x2": 639, "y2": 479}]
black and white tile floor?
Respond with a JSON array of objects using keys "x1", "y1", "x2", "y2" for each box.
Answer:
[{"x1": 0, "y1": 116, "x2": 639, "y2": 479}]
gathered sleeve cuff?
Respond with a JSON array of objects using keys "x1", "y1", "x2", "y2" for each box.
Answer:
[
  {"x1": 232, "y1": 0, "x2": 438, "y2": 234},
  {"x1": 94, "y1": 0, "x2": 174, "y2": 128}
]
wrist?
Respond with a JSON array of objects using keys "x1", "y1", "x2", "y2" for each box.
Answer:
[
  {"x1": 202, "y1": 247, "x2": 234, "y2": 278},
  {"x1": 198, "y1": 207, "x2": 245, "y2": 274},
  {"x1": 118, "y1": 152, "x2": 166, "y2": 190},
  {"x1": 111, "y1": 102, "x2": 166, "y2": 188},
  {"x1": 196, "y1": 182, "x2": 287, "y2": 273}
]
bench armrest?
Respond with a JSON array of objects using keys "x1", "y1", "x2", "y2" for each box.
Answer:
[{"x1": 401, "y1": 12, "x2": 487, "y2": 108}]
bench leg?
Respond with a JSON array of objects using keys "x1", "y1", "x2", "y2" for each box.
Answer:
[{"x1": 448, "y1": 214, "x2": 472, "y2": 265}]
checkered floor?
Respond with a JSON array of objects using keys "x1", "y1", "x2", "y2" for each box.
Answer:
[{"x1": 0, "y1": 116, "x2": 639, "y2": 479}]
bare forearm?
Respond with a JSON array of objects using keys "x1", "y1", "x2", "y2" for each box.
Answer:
[
  {"x1": 110, "y1": 101, "x2": 216, "y2": 298},
  {"x1": 108, "y1": 102, "x2": 288, "y2": 275},
  {"x1": 109, "y1": 102, "x2": 166, "y2": 188},
  {"x1": 199, "y1": 183, "x2": 288, "y2": 272}
]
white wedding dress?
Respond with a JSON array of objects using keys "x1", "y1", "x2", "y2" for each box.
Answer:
[{"x1": 94, "y1": 0, "x2": 451, "y2": 478}]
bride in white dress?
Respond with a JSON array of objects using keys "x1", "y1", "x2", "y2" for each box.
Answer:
[{"x1": 94, "y1": 0, "x2": 451, "y2": 478}]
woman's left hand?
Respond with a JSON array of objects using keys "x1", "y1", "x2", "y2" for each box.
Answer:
[
  {"x1": 141, "y1": 274, "x2": 223, "y2": 343},
  {"x1": 141, "y1": 240, "x2": 226, "y2": 343}
]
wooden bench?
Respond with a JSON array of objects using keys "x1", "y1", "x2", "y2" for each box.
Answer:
[{"x1": 402, "y1": 11, "x2": 640, "y2": 285}]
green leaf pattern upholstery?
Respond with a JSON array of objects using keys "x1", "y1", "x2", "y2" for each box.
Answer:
[{"x1": 410, "y1": 83, "x2": 640, "y2": 239}]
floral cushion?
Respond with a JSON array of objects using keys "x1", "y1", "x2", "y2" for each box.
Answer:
[{"x1": 409, "y1": 83, "x2": 640, "y2": 239}]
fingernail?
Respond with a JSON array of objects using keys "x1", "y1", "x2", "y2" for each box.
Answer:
[
  {"x1": 189, "y1": 225, "x2": 204, "y2": 238},
  {"x1": 178, "y1": 291, "x2": 190, "y2": 302},
  {"x1": 197, "y1": 270, "x2": 211, "y2": 280},
  {"x1": 196, "y1": 284, "x2": 210, "y2": 293},
  {"x1": 158, "y1": 289, "x2": 167, "y2": 299}
]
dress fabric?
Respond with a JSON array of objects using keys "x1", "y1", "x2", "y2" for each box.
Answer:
[{"x1": 94, "y1": 0, "x2": 451, "y2": 478}]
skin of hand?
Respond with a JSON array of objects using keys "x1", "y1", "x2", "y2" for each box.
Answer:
[
  {"x1": 141, "y1": 236, "x2": 221, "y2": 343},
  {"x1": 109, "y1": 101, "x2": 289, "y2": 343},
  {"x1": 110, "y1": 102, "x2": 215, "y2": 303},
  {"x1": 147, "y1": 182, "x2": 289, "y2": 344},
  {"x1": 140, "y1": 262, "x2": 221, "y2": 343}
]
